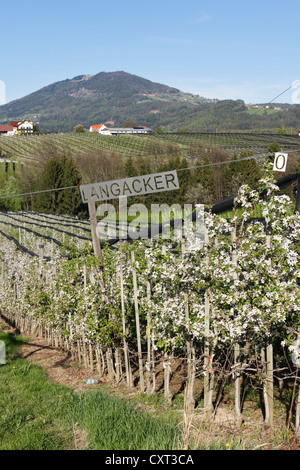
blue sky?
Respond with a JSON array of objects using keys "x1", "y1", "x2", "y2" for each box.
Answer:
[{"x1": 1, "y1": 0, "x2": 300, "y2": 105}]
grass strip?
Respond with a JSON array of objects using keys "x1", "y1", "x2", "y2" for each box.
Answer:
[{"x1": 0, "y1": 328, "x2": 181, "y2": 450}]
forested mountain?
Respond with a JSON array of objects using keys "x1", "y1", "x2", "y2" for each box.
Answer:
[{"x1": 1, "y1": 71, "x2": 300, "y2": 133}]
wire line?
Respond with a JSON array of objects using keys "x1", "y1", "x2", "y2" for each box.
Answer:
[{"x1": 0, "y1": 148, "x2": 299, "y2": 201}]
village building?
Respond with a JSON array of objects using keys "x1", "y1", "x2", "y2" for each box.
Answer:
[
  {"x1": 10, "y1": 120, "x2": 34, "y2": 134},
  {"x1": 89, "y1": 124, "x2": 153, "y2": 135},
  {"x1": 0, "y1": 125, "x2": 14, "y2": 136}
]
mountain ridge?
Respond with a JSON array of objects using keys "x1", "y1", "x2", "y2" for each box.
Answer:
[{"x1": 1, "y1": 71, "x2": 300, "y2": 133}]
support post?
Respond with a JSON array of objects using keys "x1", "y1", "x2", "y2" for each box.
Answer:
[
  {"x1": 131, "y1": 250, "x2": 145, "y2": 392},
  {"x1": 265, "y1": 225, "x2": 273, "y2": 428},
  {"x1": 295, "y1": 174, "x2": 300, "y2": 212},
  {"x1": 204, "y1": 226, "x2": 213, "y2": 418},
  {"x1": 231, "y1": 227, "x2": 242, "y2": 425},
  {"x1": 88, "y1": 201, "x2": 103, "y2": 265},
  {"x1": 182, "y1": 241, "x2": 194, "y2": 410},
  {"x1": 119, "y1": 245, "x2": 133, "y2": 390}
]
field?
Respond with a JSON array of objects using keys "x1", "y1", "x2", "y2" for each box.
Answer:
[
  {"x1": 0, "y1": 132, "x2": 300, "y2": 164},
  {"x1": 0, "y1": 163, "x2": 299, "y2": 450}
]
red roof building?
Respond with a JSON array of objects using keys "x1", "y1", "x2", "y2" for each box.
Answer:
[
  {"x1": 89, "y1": 124, "x2": 106, "y2": 132},
  {"x1": 10, "y1": 120, "x2": 34, "y2": 133},
  {"x1": 0, "y1": 125, "x2": 14, "y2": 135}
]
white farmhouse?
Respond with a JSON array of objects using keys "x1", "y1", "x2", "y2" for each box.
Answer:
[{"x1": 11, "y1": 120, "x2": 34, "y2": 134}]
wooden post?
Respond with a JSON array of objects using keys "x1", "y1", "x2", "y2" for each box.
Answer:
[
  {"x1": 296, "y1": 377, "x2": 300, "y2": 437},
  {"x1": 146, "y1": 276, "x2": 152, "y2": 395},
  {"x1": 89, "y1": 344, "x2": 94, "y2": 371},
  {"x1": 266, "y1": 343, "x2": 273, "y2": 428},
  {"x1": 161, "y1": 245, "x2": 173, "y2": 403},
  {"x1": 295, "y1": 174, "x2": 300, "y2": 212},
  {"x1": 182, "y1": 242, "x2": 194, "y2": 410},
  {"x1": 106, "y1": 349, "x2": 115, "y2": 381},
  {"x1": 265, "y1": 227, "x2": 273, "y2": 428},
  {"x1": 88, "y1": 201, "x2": 103, "y2": 265},
  {"x1": 131, "y1": 250, "x2": 145, "y2": 392},
  {"x1": 1, "y1": 259, "x2": 5, "y2": 280},
  {"x1": 119, "y1": 246, "x2": 133, "y2": 390},
  {"x1": 231, "y1": 227, "x2": 242, "y2": 425},
  {"x1": 204, "y1": 226, "x2": 213, "y2": 417},
  {"x1": 39, "y1": 244, "x2": 44, "y2": 271},
  {"x1": 83, "y1": 264, "x2": 87, "y2": 293},
  {"x1": 114, "y1": 347, "x2": 121, "y2": 383}
]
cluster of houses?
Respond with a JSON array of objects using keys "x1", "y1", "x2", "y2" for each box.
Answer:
[
  {"x1": 0, "y1": 120, "x2": 34, "y2": 136},
  {"x1": 0, "y1": 121, "x2": 153, "y2": 136},
  {"x1": 89, "y1": 124, "x2": 153, "y2": 135}
]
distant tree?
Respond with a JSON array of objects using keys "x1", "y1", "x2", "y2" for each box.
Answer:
[
  {"x1": 224, "y1": 151, "x2": 261, "y2": 195},
  {"x1": 0, "y1": 176, "x2": 23, "y2": 211},
  {"x1": 35, "y1": 155, "x2": 86, "y2": 215},
  {"x1": 153, "y1": 156, "x2": 191, "y2": 206},
  {"x1": 277, "y1": 126, "x2": 289, "y2": 135},
  {"x1": 125, "y1": 156, "x2": 137, "y2": 177},
  {"x1": 267, "y1": 142, "x2": 281, "y2": 163},
  {"x1": 155, "y1": 127, "x2": 164, "y2": 134},
  {"x1": 268, "y1": 142, "x2": 281, "y2": 153},
  {"x1": 193, "y1": 155, "x2": 214, "y2": 203},
  {"x1": 74, "y1": 124, "x2": 85, "y2": 133}
]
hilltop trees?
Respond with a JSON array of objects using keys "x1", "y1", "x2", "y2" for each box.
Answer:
[
  {"x1": 35, "y1": 155, "x2": 87, "y2": 216},
  {"x1": 74, "y1": 124, "x2": 85, "y2": 133}
]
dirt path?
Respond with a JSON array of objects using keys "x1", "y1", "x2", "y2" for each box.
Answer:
[
  {"x1": 4, "y1": 317, "x2": 300, "y2": 450},
  {"x1": 2, "y1": 320, "x2": 107, "y2": 393}
]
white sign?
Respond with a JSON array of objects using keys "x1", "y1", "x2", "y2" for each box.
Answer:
[
  {"x1": 80, "y1": 171, "x2": 180, "y2": 203},
  {"x1": 273, "y1": 153, "x2": 288, "y2": 172}
]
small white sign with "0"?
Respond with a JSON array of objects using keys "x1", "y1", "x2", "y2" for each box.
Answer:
[{"x1": 273, "y1": 152, "x2": 288, "y2": 172}]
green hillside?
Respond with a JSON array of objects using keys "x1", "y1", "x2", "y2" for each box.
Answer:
[{"x1": 1, "y1": 71, "x2": 300, "y2": 133}]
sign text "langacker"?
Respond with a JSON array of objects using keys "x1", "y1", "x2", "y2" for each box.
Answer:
[{"x1": 80, "y1": 171, "x2": 179, "y2": 203}]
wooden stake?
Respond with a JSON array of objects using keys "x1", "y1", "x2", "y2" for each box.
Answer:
[
  {"x1": 265, "y1": 228, "x2": 273, "y2": 428},
  {"x1": 266, "y1": 342, "x2": 273, "y2": 428},
  {"x1": 204, "y1": 226, "x2": 212, "y2": 416},
  {"x1": 295, "y1": 379, "x2": 300, "y2": 437},
  {"x1": 88, "y1": 201, "x2": 103, "y2": 265},
  {"x1": 106, "y1": 348, "x2": 115, "y2": 381},
  {"x1": 182, "y1": 242, "x2": 194, "y2": 410},
  {"x1": 146, "y1": 277, "x2": 152, "y2": 395},
  {"x1": 39, "y1": 244, "x2": 44, "y2": 272},
  {"x1": 1, "y1": 259, "x2": 5, "y2": 280},
  {"x1": 119, "y1": 245, "x2": 133, "y2": 390},
  {"x1": 131, "y1": 250, "x2": 145, "y2": 392},
  {"x1": 231, "y1": 227, "x2": 242, "y2": 425}
]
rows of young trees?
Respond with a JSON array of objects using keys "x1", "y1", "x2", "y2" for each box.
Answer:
[{"x1": 0, "y1": 164, "x2": 299, "y2": 435}]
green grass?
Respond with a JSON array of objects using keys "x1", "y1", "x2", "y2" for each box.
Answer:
[
  {"x1": 0, "y1": 328, "x2": 182, "y2": 450},
  {"x1": 246, "y1": 107, "x2": 280, "y2": 116}
]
